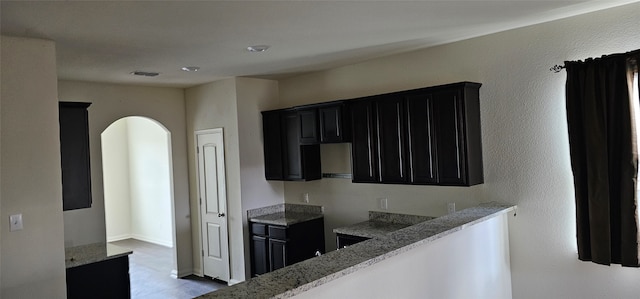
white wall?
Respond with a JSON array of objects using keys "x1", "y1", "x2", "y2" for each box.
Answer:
[
  {"x1": 235, "y1": 77, "x2": 284, "y2": 279},
  {"x1": 102, "y1": 119, "x2": 132, "y2": 241},
  {"x1": 278, "y1": 3, "x2": 640, "y2": 298},
  {"x1": 293, "y1": 214, "x2": 513, "y2": 299},
  {"x1": 57, "y1": 80, "x2": 192, "y2": 276},
  {"x1": 185, "y1": 77, "x2": 283, "y2": 282},
  {"x1": 1, "y1": 36, "x2": 67, "y2": 298},
  {"x1": 128, "y1": 117, "x2": 174, "y2": 247},
  {"x1": 103, "y1": 117, "x2": 174, "y2": 247}
]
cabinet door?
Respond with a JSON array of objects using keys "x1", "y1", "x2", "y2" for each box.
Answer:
[
  {"x1": 282, "y1": 111, "x2": 304, "y2": 180},
  {"x1": 406, "y1": 93, "x2": 438, "y2": 184},
  {"x1": 251, "y1": 235, "x2": 269, "y2": 276},
  {"x1": 59, "y1": 102, "x2": 92, "y2": 211},
  {"x1": 298, "y1": 109, "x2": 319, "y2": 144},
  {"x1": 269, "y1": 238, "x2": 288, "y2": 272},
  {"x1": 262, "y1": 111, "x2": 284, "y2": 180},
  {"x1": 350, "y1": 100, "x2": 379, "y2": 183},
  {"x1": 319, "y1": 104, "x2": 350, "y2": 143},
  {"x1": 66, "y1": 256, "x2": 130, "y2": 299},
  {"x1": 432, "y1": 89, "x2": 467, "y2": 185},
  {"x1": 375, "y1": 96, "x2": 408, "y2": 183}
]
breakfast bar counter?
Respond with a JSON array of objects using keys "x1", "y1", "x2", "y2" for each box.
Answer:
[{"x1": 197, "y1": 202, "x2": 516, "y2": 299}]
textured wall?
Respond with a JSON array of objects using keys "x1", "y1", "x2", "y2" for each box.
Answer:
[
  {"x1": 57, "y1": 80, "x2": 192, "y2": 276},
  {"x1": 1, "y1": 36, "x2": 67, "y2": 298},
  {"x1": 279, "y1": 3, "x2": 640, "y2": 298}
]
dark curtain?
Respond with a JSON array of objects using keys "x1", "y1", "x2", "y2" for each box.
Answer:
[{"x1": 565, "y1": 53, "x2": 639, "y2": 266}]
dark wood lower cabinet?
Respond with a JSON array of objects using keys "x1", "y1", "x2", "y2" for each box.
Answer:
[
  {"x1": 269, "y1": 238, "x2": 288, "y2": 271},
  {"x1": 250, "y1": 217, "x2": 325, "y2": 277},
  {"x1": 66, "y1": 256, "x2": 130, "y2": 299},
  {"x1": 251, "y1": 235, "x2": 269, "y2": 276}
]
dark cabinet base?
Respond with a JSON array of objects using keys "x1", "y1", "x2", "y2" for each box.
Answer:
[
  {"x1": 66, "y1": 256, "x2": 130, "y2": 299},
  {"x1": 250, "y1": 217, "x2": 325, "y2": 277},
  {"x1": 336, "y1": 234, "x2": 370, "y2": 249}
]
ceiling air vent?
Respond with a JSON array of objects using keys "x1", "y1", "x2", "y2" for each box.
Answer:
[{"x1": 130, "y1": 71, "x2": 160, "y2": 77}]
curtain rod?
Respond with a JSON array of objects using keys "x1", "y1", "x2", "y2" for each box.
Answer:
[{"x1": 551, "y1": 49, "x2": 640, "y2": 73}]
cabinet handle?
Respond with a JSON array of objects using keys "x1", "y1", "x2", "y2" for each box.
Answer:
[
  {"x1": 396, "y1": 102, "x2": 404, "y2": 178},
  {"x1": 453, "y1": 96, "x2": 461, "y2": 179},
  {"x1": 218, "y1": 213, "x2": 225, "y2": 217},
  {"x1": 427, "y1": 98, "x2": 434, "y2": 179}
]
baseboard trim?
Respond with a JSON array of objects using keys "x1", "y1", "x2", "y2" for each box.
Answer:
[
  {"x1": 171, "y1": 268, "x2": 194, "y2": 279},
  {"x1": 193, "y1": 267, "x2": 203, "y2": 277},
  {"x1": 131, "y1": 234, "x2": 173, "y2": 248},
  {"x1": 106, "y1": 234, "x2": 132, "y2": 243},
  {"x1": 228, "y1": 279, "x2": 243, "y2": 286}
]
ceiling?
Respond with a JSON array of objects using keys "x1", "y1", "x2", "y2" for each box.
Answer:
[{"x1": 2, "y1": 1, "x2": 638, "y2": 88}]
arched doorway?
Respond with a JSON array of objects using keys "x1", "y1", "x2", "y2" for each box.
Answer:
[{"x1": 101, "y1": 116, "x2": 175, "y2": 259}]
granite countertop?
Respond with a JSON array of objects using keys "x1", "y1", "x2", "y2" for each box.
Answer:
[
  {"x1": 198, "y1": 202, "x2": 516, "y2": 299},
  {"x1": 65, "y1": 242, "x2": 133, "y2": 268},
  {"x1": 250, "y1": 212, "x2": 323, "y2": 226},
  {"x1": 247, "y1": 203, "x2": 324, "y2": 227},
  {"x1": 333, "y1": 211, "x2": 435, "y2": 239}
]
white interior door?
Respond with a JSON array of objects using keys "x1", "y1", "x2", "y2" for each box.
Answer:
[{"x1": 196, "y1": 128, "x2": 230, "y2": 282}]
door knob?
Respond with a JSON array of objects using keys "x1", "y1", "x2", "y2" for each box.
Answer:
[{"x1": 218, "y1": 213, "x2": 225, "y2": 217}]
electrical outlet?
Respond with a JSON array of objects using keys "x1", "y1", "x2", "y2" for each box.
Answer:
[
  {"x1": 447, "y1": 202, "x2": 456, "y2": 214},
  {"x1": 302, "y1": 193, "x2": 310, "y2": 203},
  {"x1": 379, "y1": 198, "x2": 388, "y2": 210}
]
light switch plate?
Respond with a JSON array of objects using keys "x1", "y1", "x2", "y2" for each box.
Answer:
[{"x1": 10, "y1": 214, "x2": 23, "y2": 231}]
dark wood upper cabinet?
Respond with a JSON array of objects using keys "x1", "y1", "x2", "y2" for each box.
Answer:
[
  {"x1": 406, "y1": 93, "x2": 438, "y2": 184},
  {"x1": 262, "y1": 109, "x2": 321, "y2": 181},
  {"x1": 59, "y1": 102, "x2": 92, "y2": 211},
  {"x1": 298, "y1": 109, "x2": 319, "y2": 145},
  {"x1": 375, "y1": 96, "x2": 409, "y2": 183},
  {"x1": 350, "y1": 99, "x2": 379, "y2": 183},
  {"x1": 262, "y1": 82, "x2": 483, "y2": 186},
  {"x1": 406, "y1": 82, "x2": 483, "y2": 186},
  {"x1": 351, "y1": 82, "x2": 483, "y2": 186},
  {"x1": 319, "y1": 103, "x2": 351, "y2": 143},
  {"x1": 262, "y1": 110, "x2": 284, "y2": 180}
]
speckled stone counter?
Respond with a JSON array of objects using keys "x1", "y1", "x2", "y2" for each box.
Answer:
[
  {"x1": 65, "y1": 242, "x2": 132, "y2": 268},
  {"x1": 248, "y1": 203, "x2": 323, "y2": 226},
  {"x1": 197, "y1": 202, "x2": 515, "y2": 299},
  {"x1": 333, "y1": 211, "x2": 435, "y2": 239}
]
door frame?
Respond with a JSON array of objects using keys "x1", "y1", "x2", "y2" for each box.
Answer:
[{"x1": 194, "y1": 128, "x2": 231, "y2": 282}]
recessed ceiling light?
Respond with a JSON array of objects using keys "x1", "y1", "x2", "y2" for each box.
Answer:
[
  {"x1": 246, "y1": 45, "x2": 270, "y2": 52},
  {"x1": 181, "y1": 66, "x2": 200, "y2": 72},
  {"x1": 130, "y1": 71, "x2": 159, "y2": 77}
]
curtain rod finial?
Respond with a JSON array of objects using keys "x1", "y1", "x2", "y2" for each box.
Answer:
[{"x1": 550, "y1": 64, "x2": 566, "y2": 73}]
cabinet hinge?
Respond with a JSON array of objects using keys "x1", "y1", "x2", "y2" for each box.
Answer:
[
  {"x1": 202, "y1": 249, "x2": 204, "y2": 257},
  {"x1": 197, "y1": 147, "x2": 200, "y2": 154}
]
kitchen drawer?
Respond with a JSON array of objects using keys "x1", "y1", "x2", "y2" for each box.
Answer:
[
  {"x1": 268, "y1": 225, "x2": 287, "y2": 240},
  {"x1": 251, "y1": 223, "x2": 267, "y2": 236}
]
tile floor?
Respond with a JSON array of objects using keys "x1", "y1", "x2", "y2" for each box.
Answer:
[{"x1": 110, "y1": 239, "x2": 227, "y2": 299}]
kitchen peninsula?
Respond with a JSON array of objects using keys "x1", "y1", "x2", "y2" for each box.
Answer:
[
  {"x1": 199, "y1": 202, "x2": 516, "y2": 299},
  {"x1": 65, "y1": 243, "x2": 132, "y2": 298}
]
